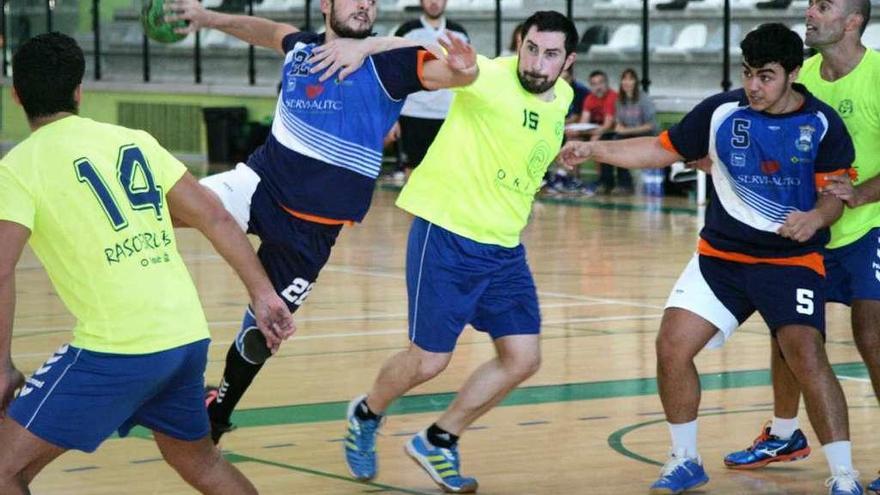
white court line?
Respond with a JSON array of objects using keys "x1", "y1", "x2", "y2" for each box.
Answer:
[
  {"x1": 837, "y1": 375, "x2": 872, "y2": 384},
  {"x1": 11, "y1": 312, "x2": 664, "y2": 359}
]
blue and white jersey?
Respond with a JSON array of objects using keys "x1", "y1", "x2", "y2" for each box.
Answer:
[
  {"x1": 662, "y1": 85, "x2": 854, "y2": 260},
  {"x1": 246, "y1": 31, "x2": 428, "y2": 222}
]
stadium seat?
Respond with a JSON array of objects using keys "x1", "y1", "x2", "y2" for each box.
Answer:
[
  {"x1": 588, "y1": 23, "x2": 640, "y2": 58},
  {"x1": 577, "y1": 25, "x2": 609, "y2": 53},
  {"x1": 655, "y1": 23, "x2": 709, "y2": 57}
]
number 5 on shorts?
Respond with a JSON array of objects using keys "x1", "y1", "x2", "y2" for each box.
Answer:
[{"x1": 796, "y1": 288, "x2": 814, "y2": 315}]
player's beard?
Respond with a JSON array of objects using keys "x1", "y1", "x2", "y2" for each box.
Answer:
[
  {"x1": 329, "y1": 10, "x2": 372, "y2": 39},
  {"x1": 517, "y1": 66, "x2": 562, "y2": 94}
]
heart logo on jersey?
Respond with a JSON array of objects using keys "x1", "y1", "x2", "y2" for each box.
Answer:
[
  {"x1": 305, "y1": 84, "x2": 324, "y2": 100},
  {"x1": 761, "y1": 160, "x2": 780, "y2": 175}
]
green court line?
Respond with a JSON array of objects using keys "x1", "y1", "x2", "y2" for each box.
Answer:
[
  {"x1": 224, "y1": 453, "x2": 434, "y2": 495},
  {"x1": 606, "y1": 408, "x2": 773, "y2": 467},
  {"x1": 377, "y1": 183, "x2": 698, "y2": 216},
  {"x1": 216, "y1": 361, "x2": 867, "y2": 429},
  {"x1": 607, "y1": 404, "x2": 880, "y2": 468}
]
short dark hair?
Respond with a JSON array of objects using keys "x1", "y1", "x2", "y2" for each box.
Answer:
[
  {"x1": 588, "y1": 70, "x2": 607, "y2": 81},
  {"x1": 741, "y1": 23, "x2": 803, "y2": 74},
  {"x1": 12, "y1": 32, "x2": 84, "y2": 120},
  {"x1": 519, "y1": 11, "x2": 579, "y2": 55},
  {"x1": 848, "y1": 0, "x2": 871, "y2": 35}
]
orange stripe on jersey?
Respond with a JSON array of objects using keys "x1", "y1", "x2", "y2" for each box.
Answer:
[
  {"x1": 416, "y1": 50, "x2": 438, "y2": 89},
  {"x1": 658, "y1": 130, "x2": 680, "y2": 155},
  {"x1": 815, "y1": 168, "x2": 856, "y2": 189},
  {"x1": 697, "y1": 238, "x2": 825, "y2": 276},
  {"x1": 281, "y1": 205, "x2": 354, "y2": 226}
]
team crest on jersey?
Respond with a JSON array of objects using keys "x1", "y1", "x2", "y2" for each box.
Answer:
[
  {"x1": 838, "y1": 99, "x2": 854, "y2": 117},
  {"x1": 796, "y1": 125, "x2": 815, "y2": 152}
]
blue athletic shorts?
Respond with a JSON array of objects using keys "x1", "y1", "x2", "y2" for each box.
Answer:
[
  {"x1": 8, "y1": 339, "x2": 211, "y2": 452},
  {"x1": 825, "y1": 227, "x2": 880, "y2": 305},
  {"x1": 667, "y1": 255, "x2": 825, "y2": 348},
  {"x1": 406, "y1": 217, "x2": 541, "y2": 353}
]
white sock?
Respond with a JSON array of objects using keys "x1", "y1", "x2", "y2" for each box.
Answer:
[
  {"x1": 769, "y1": 416, "x2": 798, "y2": 440},
  {"x1": 668, "y1": 420, "x2": 699, "y2": 459},
  {"x1": 822, "y1": 441, "x2": 854, "y2": 474}
]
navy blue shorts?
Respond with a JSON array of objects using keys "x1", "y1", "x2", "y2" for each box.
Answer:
[
  {"x1": 667, "y1": 255, "x2": 825, "y2": 348},
  {"x1": 825, "y1": 227, "x2": 880, "y2": 305},
  {"x1": 406, "y1": 217, "x2": 541, "y2": 353},
  {"x1": 8, "y1": 339, "x2": 210, "y2": 452},
  {"x1": 201, "y1": 165, "x2": 341, "y2": 314},
  {"x1": 248, "y1": 180, "x2": 341, "y2": 313}
]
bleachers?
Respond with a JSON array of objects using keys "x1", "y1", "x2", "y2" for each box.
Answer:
[{"x1": 73, "y1": 0, "x2": 879, "y2": 95}]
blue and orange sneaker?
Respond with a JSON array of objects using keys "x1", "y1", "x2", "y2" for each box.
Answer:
[
  {"x1": 826, "y1": 467, "x2": 864, "y2": 495},
  {"x1": 405, "y1": 431, "x2": 478, "y2": 493},
  {"x1": 724, "y1": 422, "x2": 811, "y2": 469},
  {"x1": 866, "y1": 472, "x2": 880, "y2": 494},
  {"x1": 649, "y1": 450, "x2": 709, "y2": 494},
  {"x1": 343, "y1": 395, "x2": 383, "y2": 481}
]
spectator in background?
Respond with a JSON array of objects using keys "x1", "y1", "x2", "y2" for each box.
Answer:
[
  {"x1": 578, "y1": 70, "x2": 627, "y2": 195},
  {"x1": 614, "y1": 68, "x2": 657, "y2": 195},
  {"x1": 563, "y1": 65, "x2": 591, "y2": 123},
  {"x1": 544, "y1": 65, "x2": 591, "y2": 193},
  {"x1": 390, "y1": 0, "x2": 469, "y2": 183}
]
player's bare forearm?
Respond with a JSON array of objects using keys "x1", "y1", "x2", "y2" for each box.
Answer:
[
  {"x1": 853, "y1": 174, "x2": 880, "y2": 207},
  {"x1": 814, "y1": 193, "x2": 844, "y2": 228},
  {"x1": 0, "y1": 221, "x2": 29, "y2": 367},
  {"x1": 0, "y1": 272, "x2": 14, "y2": 367},
  {"x1": 209, "y1": 13, "x2": 296, "y2": 53},
  {"x1": 167, "y1": 174, "x2": 274, "y2": 301},
  {"x1": 166, "y1": 0, "x2": 296, "y2": 54},
  {"x1": 592, "y1": 136, "x2": 681, "y2": 169},
  {"x1": 421, "y1": 36, "x2": 478, "y2": 90}
]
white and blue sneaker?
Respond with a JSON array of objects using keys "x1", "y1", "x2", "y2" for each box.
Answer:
[
  {"x1": 343, "y1": 395, "x2": 383, "y2": 481},
  {"x1": 405, "y1": 431, "x2": 478, "y2": 493},
  {"x1": 867, "y1": 472, "x2": 880, "y2": 494},
  {"x1": 649, "y1": 450, "x2": 709, "y2": 494},
  {"x1": 826, "y1": 467, "x2": 864, "y2": 495}
]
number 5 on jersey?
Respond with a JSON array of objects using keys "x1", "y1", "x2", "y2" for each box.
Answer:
[{"x1": 76, "y1": 145, "x2": 164, "y2": 231}]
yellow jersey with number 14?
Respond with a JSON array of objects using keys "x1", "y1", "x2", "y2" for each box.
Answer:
[
  {"x1": 799, "y1": 49, "x2": 880, "y2": 249},
  {"x1": 397, "y1": 55, "x2": 572, "y2": 248},
  {"x1": 0, "y1": 116, "x2": 209, "y2": 354}
]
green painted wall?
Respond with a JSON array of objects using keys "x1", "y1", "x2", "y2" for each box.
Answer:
[{"x1": 1, "y1": 84, "x2": 277, "y2": 154}]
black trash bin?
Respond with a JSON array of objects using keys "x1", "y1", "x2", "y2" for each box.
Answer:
[{"x1": 202, "y1": 107, "x2": 247, "y2": 174}]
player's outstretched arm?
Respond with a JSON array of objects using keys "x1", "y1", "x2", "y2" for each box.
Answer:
[
  {"x1": 310, "y1": 36, "x2": 434, "y2": 82},
  {"x1": 421, "y1": 36, "x2": 478, "y2": 90},
  {"x1": 0, "y1": 221, "x2": 28, "y2": 419},
  {"x1": 165, "y1": 0, "x2": 297, "y2": 55},
  {"x1": 821, "y1": 173, "x2": 880, "y2": 209},
  {"x1": 166, "y1": 173, "x2": 296, "y2": 351},
  {"x1": 779, "y1": 194, "x2": 844, "y2": 243},
  {"x1": 557, "y1": 136, "x2": 681, "y2": 170}
]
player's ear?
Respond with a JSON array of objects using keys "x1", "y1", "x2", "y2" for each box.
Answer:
[
  {"x1": 788, "y1": 66, "x2": 801, "y2": 84},
  {"x1": 73, "y1": 84, "x2": 83, "y2": 106},
  {"x1": 11, "y1": 86, "x2": 21, "y2": 107},
  {"x1": 563, "y1": 52, "x2": 576, "y2": 75}
]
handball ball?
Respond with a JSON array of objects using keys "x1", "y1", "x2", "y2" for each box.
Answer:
[{"x1": 142, "y1": 0, "x2": 189, "y2": 43}]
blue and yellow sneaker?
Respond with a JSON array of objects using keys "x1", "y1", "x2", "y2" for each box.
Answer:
[
  {"x1": 723, "y1": 422, "x2": 811, "y2": 469},
  {"x1": 649, "y1": 450, "x2": 709, "y2": 494},
  {"x1": 826, "y1": 467, "x2": 864, "y2": 495},
  {"x1": 866, "y1": 472, "x2": 880, "y2": 494},
  {"x1": 405, "y1": 431, "x2": 478, "y2": 493},
  {"x1": 344, "y1": 395, "x2": 383, "y2": 481}
]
